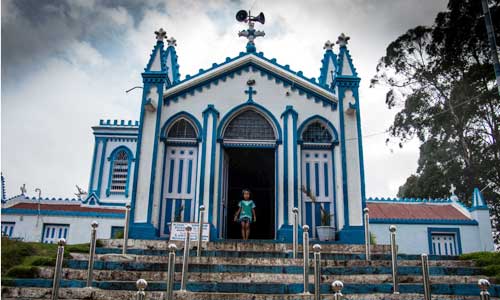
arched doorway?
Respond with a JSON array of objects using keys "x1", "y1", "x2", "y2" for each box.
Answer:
[{"x1": 218, "y1": 107, "x2": 280, "y2": 240}]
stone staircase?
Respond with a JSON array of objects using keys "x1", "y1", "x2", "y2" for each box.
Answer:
[{"x1": 2, "y1": 239, "x2": 499, "y2": 299}]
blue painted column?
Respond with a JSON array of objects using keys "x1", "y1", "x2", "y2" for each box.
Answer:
[
  {"x1": 129, "y1": 36, "x2": 169, "y2": 239},
  {"x1": 278, "y1": 105, "x2": 299, "y2": 242},
  {"x1": 199, "y1": 105, "x2": 219, "y2": 240}
]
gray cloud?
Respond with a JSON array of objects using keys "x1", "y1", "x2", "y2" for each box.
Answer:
[{"x1": 2, "y1": 0, "x2": 447, "y2": 198}]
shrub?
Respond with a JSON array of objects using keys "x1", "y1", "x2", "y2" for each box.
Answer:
[{"x1": 5, "y1": 266, "x2": 40, "y2": 278}]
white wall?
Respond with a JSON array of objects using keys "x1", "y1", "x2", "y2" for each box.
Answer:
[
  {"x1": 370, "y1": 223, "x2": 487, "y2": 255},
  {"x1": 2, "y1": 213, "x2": 124, "y2": 244}
]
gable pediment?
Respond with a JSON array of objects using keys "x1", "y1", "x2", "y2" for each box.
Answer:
[{"x1": 164, "y1": 53, "x2": 338, "y2": 110}]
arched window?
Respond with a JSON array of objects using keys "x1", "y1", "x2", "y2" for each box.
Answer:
[
  {"x1": 167, "y1": 119, "x2": 197, "y2": 139},
  {"x1": 224, "y1": 110, "x2": 275, "y2": 140},
  {"x1": 106, "y1": 148, "x2": 133, "y2": 197},
  {"x1": 302, "y1": 121, "x2": 333, "y2": 143}
]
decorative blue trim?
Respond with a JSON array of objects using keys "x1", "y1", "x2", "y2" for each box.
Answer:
[
  {"x1": 337, "y1": 88, "x2": 349, "y2": 228},
  {"x1": 88, "y1": 137, "x2": 99, "y2": 192},
  {"x1": 217, "y1": 102, "x2": 283, "y2": 144},
  {"x1": 160, "y1": 111, "x2": 203, "y2": 141},
  {"x1": 99, "y1": 119, "x2": 139, "y2": 127},
  {"x1": 282, "y1": 109, "x2": 290, "y2": 225},
  {"x1": 144, "y1": 41, "x2": 167, "y2": 73},
  {"x1": 105, "y1": 146, "x2": 135, "y2": 198},
  {"x1": 96, "y1": 138, "x2": 108, "y2": 197},
  {"x1": 336, "y1": 45, "x2": 359, "y2": 78},
  {"x1": 199, "y1": 105, "x2": 219, "y2": 235},
  {"x1": 165, "y1": 45, "x2": 181, "y2": 85},
  {"x1": 93, "y1": 132, "x2": 138, "y2": 137},
  {"x1": 82, "y1": 192, "x2": 127, "y2": 207},
  {"x1": 427, "y1": 227, "x2": 463, "y2": 255},
  {"x1": 367, "y1": 197, "x2": 452, "y2": 203},
  {"x1": 318, "y1": 49, "x2": 338, "y2": 89},
  {"x1": 147, "y1": 82, "x2": 166, "y2": 227},
  {"x1": 371, "y1": 218, "x2": 478, "y2": 225},
  {"x1": 297, "y1": 115, "x2": 339, "y2": 145},
  {"x1": 472, "y1": 187, "x2": 487, "y2": 208},
  {"x1": 222, "y1": 143, "x2": 276, "y2": 149},
  {"x1": 331, "y1": 148, "x2": 338, "y2": 230},
  {"x1": 165, "y1": 53, "x2": 337, "y2": 110},
  {"x1": 279, "y1": 105, "x2": 299, "y2": 225},
  {"x1": 2, "y1": 208, "x2": 125, "y2": 219}
]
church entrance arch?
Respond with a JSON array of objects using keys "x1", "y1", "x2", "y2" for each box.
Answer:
[{"x1": 218, "y1": 107, "x2": 279, "y2": 240}]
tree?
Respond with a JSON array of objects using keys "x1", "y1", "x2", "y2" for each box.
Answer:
[{"x1": 372, "y1": 0, "x2": 500, "y2": 244}]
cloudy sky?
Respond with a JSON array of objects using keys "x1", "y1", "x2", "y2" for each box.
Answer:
[{"x1": 1, "y1": 0, "x2": 448, "y2": 199}]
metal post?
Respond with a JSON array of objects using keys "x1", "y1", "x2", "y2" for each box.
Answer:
[
  {"x1": 123, "y1": 204, "x2": 131, "y2": 255},
  {"x1": 302, "y1": 225, "x2": 310, "y2": 294},
  {"x1": 166, "y1": 243, "x2": 177, "y2": 300},
  {"x1": 292, "y1": 207, "x2": 299, "y2": 259},
  {"x1": 331, "y1": 280, "x2": 344, "y2": 300},
  {"x1": 313, "y1": 244, "x2": 322, "y2": 300},
  {"x1": 479, "y1": 279, "x2": 491, "y2": 300},
  {"x1": 180, "y1": 224, "x2": 192, "y2": 291},
  {"x1": 389, "y1": 225, "x2": 399, "y2": 294},
  {"x1": 421, "y1": 253, "x2": 431, "y2": 300},
  {"x1": 51, "y1": 238, "x2": 66, "y2": 300},
  {"x1": 197, "y1": 205, "x2": 205, "y2": 257},
  {"x1": 136, "y1": 279, "x2": 148, "y2": 300},
  {"x1": 86, "y1": 221, "x2": 98, "y2": 288},
  {"x1": 363, "y1": 208, "x2": 370, "y2": 261}
]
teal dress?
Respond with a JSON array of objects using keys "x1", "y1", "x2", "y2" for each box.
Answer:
[{"x1": 238, "y1": 200, "x2": 256, "y2": 223}]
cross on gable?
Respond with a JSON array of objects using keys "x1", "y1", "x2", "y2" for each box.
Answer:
[
  {"x1": 450, "y1": 184, "x2": 456, "y2": 196},
  {"x1": 245, "y1": 86, "x2": 257, "y2": 102},
  {"x1": 155, "y1": 28, "x2": 167, "y2": 42}
]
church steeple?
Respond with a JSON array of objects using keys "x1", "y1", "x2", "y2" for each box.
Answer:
[
  {"x1": 335, "y1": 33, "x2": 358, "y2": 78},
  {"x1": 144, "y1": 28, "x2": 168, "y2": 74},
  {"x1": 318, "y1": 40, "x2": 338, "y2": 89},
  {"x1": 165, "y1": 36, "x2": 180, "y2": 85}
]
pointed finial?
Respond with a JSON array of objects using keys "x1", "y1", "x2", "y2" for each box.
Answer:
[
  {"x1": 336, "y1": 33, "x2": 350, "y2": 47},
  {"x1": 154, "y1": 28, "x2": 167, "y2": 42},
  {"x1": 20, "y1": 183, "x2": 27, "y2": 195},
  {"x1": 323, "y1": 40, "x2": 334, "y2": 50},
  {"x1": 167, "y1": 36, "x2": 177, "y2": 47}
]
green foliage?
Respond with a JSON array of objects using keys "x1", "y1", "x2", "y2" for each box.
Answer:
[
  {"x1": 370, "y1": 232, "x2": 377, "y2": 245},
  {"x1": 5, "y1": 266, "x2": 40, "y2": 278},
  {"x1": 1, "y1": 237, "x2": 99, "y2": 278},
  {"x1": 373, "y1": 0, "x2": 500, "y2": 245},
  {"x1": 301, "y1": 185, "x2": 333, "y2": 226},
  {"x1": 460, "y1": 251, "x2": 500, "y2": 280}
]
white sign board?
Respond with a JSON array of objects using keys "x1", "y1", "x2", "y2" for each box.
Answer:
[{"x1": 169, "y1": 222, "x2": 210, "y2": 242}]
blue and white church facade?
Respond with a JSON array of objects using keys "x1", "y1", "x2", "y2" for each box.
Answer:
[{"x1": 1, "y1": 25, "x2": 494, "y2": 253}]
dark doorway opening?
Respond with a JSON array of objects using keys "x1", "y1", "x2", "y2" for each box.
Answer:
[{"x1": 225, "y1": 148, "x2": 275, "y2": 239}]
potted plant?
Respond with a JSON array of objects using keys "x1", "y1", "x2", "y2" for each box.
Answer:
[{"x1": 301, "y1": 186, "x2": 335, "y2": 241}]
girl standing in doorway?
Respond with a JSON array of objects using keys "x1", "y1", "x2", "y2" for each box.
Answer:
[{"x1": 233, "y1": 189, "x2": 256, "y2": 240}]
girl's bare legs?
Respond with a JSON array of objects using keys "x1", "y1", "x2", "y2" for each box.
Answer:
[
  {"x1": 241, "y1": 221, "x2": 246, "y2": 240},
  {"x1": 245, "y1": 222, "x2": 251, "y2": 240}
]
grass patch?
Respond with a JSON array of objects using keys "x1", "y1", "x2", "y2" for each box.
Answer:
[
  {"x1": 460, "y1": 251, "x2": 500, "y2": 281},
  {"x1": 1, "y1": 237, "x2": 99, "y2": 278}
]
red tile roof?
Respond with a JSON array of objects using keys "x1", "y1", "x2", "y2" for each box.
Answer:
[
  {"x1": 9, "y1": 203, "x2": 124, "y2": 214},
  {"x1": 367, "y1": 202, "x2": 471, "y2": 220}
]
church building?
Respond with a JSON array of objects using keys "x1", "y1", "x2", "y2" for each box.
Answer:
[{"x1": 1, "y1": 18, "x2": 494, "y2": 254}]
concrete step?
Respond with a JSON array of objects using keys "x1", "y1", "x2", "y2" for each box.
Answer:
[
  {"x1": 71, "y1": 252, "x2": 477, "y2": 267},
  {"x1": 62, "y1": 260, "x2": 484, "y2": 276},
  {"x1": 0, "y1": 287, "x2": 487, "y2": 300},
  {"x1": 35, "y1": 267, "x2": 487, "y2": 284},
  {"x1": 3, "y1": 279, "x2": 499, "y2": 296},
  {"x1": 94, "y1": 247, "x2": 459, "y2": 261},
  {"x1": 100, "y1": 239, "x2": 392, "y2": 253}
]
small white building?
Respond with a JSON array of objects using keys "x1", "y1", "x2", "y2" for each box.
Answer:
[{"x1": 1, "y1": 21, "x2": 494, "y2": 253}]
